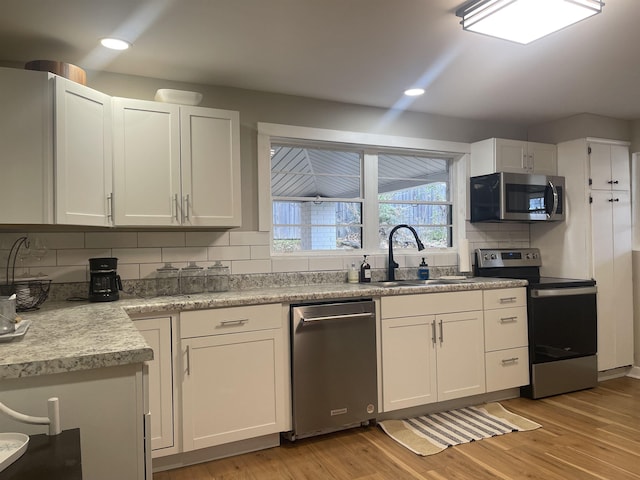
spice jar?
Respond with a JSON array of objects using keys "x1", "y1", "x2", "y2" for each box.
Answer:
[
  {"x1": 180, "y1": 261, "x2": 206, "y2": 294},
  {"x1": 156, "y1": 263, "x2": 179, "y2": 296},
  {"x1": 207, "y1": 261, "x2": 230, "y2": 292}
]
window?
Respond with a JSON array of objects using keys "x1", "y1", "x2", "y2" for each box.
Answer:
[
  {"x1": 260, "y1": 123, "x2": 467, "y2": 255},
  {"x1": 271, "y1": 145, "x2": 363, "y2": 253}
]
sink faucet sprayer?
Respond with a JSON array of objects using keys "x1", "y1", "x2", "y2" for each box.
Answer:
[{"x1": 387, "y1": 224, "x2": 425, "y2": 281}]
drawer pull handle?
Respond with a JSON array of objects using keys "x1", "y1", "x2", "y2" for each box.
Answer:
[
  {"x1": 499, "y1": 297, "x2": 517, "y2": 304},
  {"x1": 186, "y1": 345, "x2": 191, "y2": 376},
  {"x1": 431, "y1": 320, "x2": 436, "y2": 345},
  {"x1": 501, "y1": 357, "x2": 519, "y2": 365},
  {"x1": 219, "y1": 319, "x2": 249, "y2": 326},
  {"x1": 500, "y1": 316, "x2": 518, "y2": 323}
]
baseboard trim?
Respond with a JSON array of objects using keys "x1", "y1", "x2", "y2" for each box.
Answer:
[{"x1": 627, "y1": 366, "x2": 640, "y2": 379}]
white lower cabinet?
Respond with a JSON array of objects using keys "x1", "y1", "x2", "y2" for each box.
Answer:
[
  {"x1": 180, "y1": 304, "x2": 287, "y2": 451},
  {"x1": 381, "y1": 291, "x2": 485, "y2": 412},
  {"x1": 133, "y1": 316, "x2": 177, "y2": 457},
  {"x1": 483, "y1": 288, "x2": 529, "y2": 392}
]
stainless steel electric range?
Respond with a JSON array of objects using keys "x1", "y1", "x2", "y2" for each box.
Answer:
[{"x1": 475, "y1": 248, "x2": 598, "y2": 399}]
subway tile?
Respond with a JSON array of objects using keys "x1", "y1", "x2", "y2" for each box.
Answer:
[
  {"x1": 231, "y1": 259, "x2": 272, "y2": 275},
  {"x1": 117, "y1": 263, "x2": 140, "y2": 280},
  {"x1": 250, "y1": 245, "x2": 271, "y2": 260},
  {"x1": 185, "y1": 231, "x2": 230, "y2": 247},
  {"x1": 85, "y1": 232, "x2": 138, "y2": 249},
  {"x1": 30, "y1": 232, "x2": 86, "y2": 250},
  {"x1": 112, "y1": 248, "x2": 162, "y2": 264},
  {"x1": 138, "y1": 232, "x2": 186, "y2": 248},
  {"x1": 308, "y1": 256, "x2": 345, "y2": 271},
  {"x1": 229, "y1": 231, "x2": 270, "y2": 246},
  {"x1": 162, "y1": 247, "x2": 208, "y2": 263},
  {"x1": 57, "y1": 249, "x2": 111, "y2": 266},
  {"x1": 207, "y1": 246, "x2": 251, "y2": 261},
  {"x1": 272, "y1": 257, "x2": 309, "y2": 273},
  {"x1": 36, "y1": 265, "x2": 87, "y2": 283}
]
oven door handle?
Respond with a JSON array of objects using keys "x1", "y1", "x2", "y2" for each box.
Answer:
[{"x1": 531, "y1": 286, "x2": 597, "y2": 298}]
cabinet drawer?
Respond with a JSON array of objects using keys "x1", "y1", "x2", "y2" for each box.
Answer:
[
  {"x1": 181, "y1": 304, "x2": 282, "y2": 338},
  {"x1": 381, "y1": 291, "x2": 482, "y2": 319},
  {"x1": 485, "y1": 347, "x2": 529, "y2": 392},
  {"x1": 484, "y1": 306, "x2": 528, "y2": 352},
  {"x1": 483, "y1": 288, "x2": 526, "y2": 309}
]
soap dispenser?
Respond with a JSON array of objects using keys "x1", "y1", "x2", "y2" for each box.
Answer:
[
  {"x1": 359, "y1": 255, "x2": 371, "y2": 283},
  {"x1": 418, "y1": 257, "x2": 430, "y2": 280}
]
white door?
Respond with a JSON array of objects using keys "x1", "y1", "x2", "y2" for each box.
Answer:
[
  {"x1": 589, "y1": 143, "x2": 615, "y2": 191},
  {"x1": 134, "y1": 317, "x2": 174, "y2": 451},
  {"x1": 55, "y1": 77, "x2": 113, "y2": 226},
  {"x1": 182, "y1": 329, "x2": 284, "y2": 451},
  {"x1": 112, "y1": 98, "x2": 181, "y2": 226},
  {"x1": 180, "y1": 106, "x2": 241, "y2": 227},
  {"x1": 610, "y1": 144, "x2": 630, "y2": 190},
  {"x1": 381, "y1": 315, "x2": 437, "y2": 412},
  {"x1": 436, "y1": 311, "x2": 486, "y2": 401},
  {"x1": 495, "y1": 139, "x2": 528, "y2": 173}
]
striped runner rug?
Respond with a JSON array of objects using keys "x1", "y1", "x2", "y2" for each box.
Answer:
[{"x1": 378, "y1": 402, "x2": 541, "y2": 456}]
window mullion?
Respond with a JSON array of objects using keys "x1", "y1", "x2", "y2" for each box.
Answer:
[{"x1": 362, "y1": 151, "x2": 379, "y2": 252}]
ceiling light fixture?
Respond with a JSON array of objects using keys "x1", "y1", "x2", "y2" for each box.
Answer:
[
  {"x1": 404, "y1": 88, "x2": 425, "y2": 97},
  {"x1": 455, "y1": 0, "x2": 604, "y2": 44},
  {"x1": 100, "y1": 37, "x2": 131, "y2": 50}
]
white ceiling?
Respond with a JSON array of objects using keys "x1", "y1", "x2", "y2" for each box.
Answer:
[{"x1": 2, "y1": 0, "x2": 638, "y2": 125}]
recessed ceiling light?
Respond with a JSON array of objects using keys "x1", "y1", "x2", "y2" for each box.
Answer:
[
  {"x1": 100, "y1": 38, "x2": 131, "y2": 50},
  {"x1": 404, "y1": 88, "x2": 425, "y2": 97}
]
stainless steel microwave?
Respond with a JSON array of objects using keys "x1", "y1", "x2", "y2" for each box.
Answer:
[{"x1": 470, "y1": 172, "x2": 565, "y2": 222}]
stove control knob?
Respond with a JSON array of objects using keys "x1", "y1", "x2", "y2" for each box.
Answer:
[
  {"x1": 490, "y1": 253, "x2": 497, "y2": 260},
  {"x1": 483, "y1": 254, "x2": 490, "y2": 260},
  {"x1": 532, "y1": 253, "x2": 538, "y2": 259},
  {"x1": 525, "y1": 253, "x2": 531, "y2": 259}
]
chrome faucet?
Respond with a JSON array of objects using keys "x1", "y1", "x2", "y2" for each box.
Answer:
[{"x1": 387, "y1": 224, "x2": 425, "y2": 281}]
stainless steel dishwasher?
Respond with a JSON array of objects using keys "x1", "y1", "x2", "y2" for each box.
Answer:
[{"x1": 288, "y1": 299, "x2": 378, "y2": 440}]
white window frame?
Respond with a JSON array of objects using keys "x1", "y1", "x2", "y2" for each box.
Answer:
[{"x1": 257, "y1": 122, "x2": 470, "y2": 256}]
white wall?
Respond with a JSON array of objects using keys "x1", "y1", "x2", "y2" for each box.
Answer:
[{"x1": 528, "y1": 113, "x2": 631, "y2": 144}]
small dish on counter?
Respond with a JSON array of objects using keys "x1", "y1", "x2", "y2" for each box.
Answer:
[
  {"x1": 0, "y1": 320, "x2": 31, "y2": 343},
  {"x1": 0, "y1": 432, "x2": 29, "y2": 472}
]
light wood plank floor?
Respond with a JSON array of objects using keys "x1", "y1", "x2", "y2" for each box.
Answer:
[{"x1": 154, "y1": 376, "x2": 640, "y2": 480}]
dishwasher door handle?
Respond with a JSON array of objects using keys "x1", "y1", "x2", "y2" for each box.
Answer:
[{"x1": 300, "y1": 312, "x2": 373, "y2": 323}]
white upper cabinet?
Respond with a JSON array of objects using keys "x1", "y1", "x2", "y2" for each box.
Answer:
[
  {"x1": 112, "y1": 98, "x2": 241, "y2": 227},
  {"x1": 588, "y1": 141, "x2": 630, "y2": 191},
  {"x1": 471, "y1": 138, "x2": 557, "y2": 176},
  {"x1": 0, "y1": 67, "x2": 54, "y2": 224},
  {"x1": 55, "y1": 77, "x2": 113, "y2": 226}
]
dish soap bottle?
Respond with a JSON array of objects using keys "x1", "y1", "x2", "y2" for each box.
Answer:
[
  {"x1": 418, "y1": 257, "x2": 430, "y2": 280},
  {"x1": 348, "y1": 263, "x2": 359, "y2": 283},
  {"x1": 359, "y1": 255, "x2": 371, "y2": 283}
]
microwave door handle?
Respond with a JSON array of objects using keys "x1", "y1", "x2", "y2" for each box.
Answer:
[{"x1": 546, "y1": 180, "x2": 559, "y2": 219}]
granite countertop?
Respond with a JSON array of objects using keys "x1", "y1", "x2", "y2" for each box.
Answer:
[{"x1": 0, "y1": 277, "x2": 526, "y2": 380}]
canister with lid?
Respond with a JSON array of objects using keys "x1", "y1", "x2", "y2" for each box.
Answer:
[
  {"x1": 180, "y1": 261, "x2": 206, "y2": 294},
  {"x1": 207, "y1": 261, "x2": 230, "y2": 292},
  {"x1": 156, "y1": 263, "x2": 180, "y2": 296}
]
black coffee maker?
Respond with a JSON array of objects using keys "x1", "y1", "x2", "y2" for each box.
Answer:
[{"x1": 89, "y1": 257, "x2": 122, "y2": 302}]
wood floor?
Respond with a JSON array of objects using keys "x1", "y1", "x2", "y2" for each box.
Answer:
[{"x1": 154, "y1": 376, "x2": 640, "y2": 480}]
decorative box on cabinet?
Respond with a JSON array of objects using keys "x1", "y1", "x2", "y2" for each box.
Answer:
[
  {"x1": 471, "y1": 138, "x2": 557, "y2": 176},
  {"x1": 380, "y1": 291, "x2": 485, "y2": 412},
  {"x1": 180, "y1": 304, "x2": 287, "y2": 451},
  {"x1": 530, "y1": 138, "x2": 633, "y2": 371},
  {"x1": 112, "y1": 98, "x2": 241, "y2": 227},
  {"x1": 483, "y1": 288, "x2": 529, "y2": 392}
]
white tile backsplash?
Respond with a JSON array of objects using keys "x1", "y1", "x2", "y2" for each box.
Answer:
[
  {"x1": 308, "y1": 256, "x2": 345, "y2": 271},
  {"x1": 231, "y1": 259, "x2": 272, "y2": 275},
  {"x1": 112, "y1": 248, "x2": 162, "y2": 264},
  {"x1": 207, "y1": 246, "x2": 251, "y2": 261},
  {"x1": 86, "y1": 232, "x2": 138, "y2": 249},
  {"x1": 138, "y1": 232, "x2": 186, "y2": 248},
  {"x1": 272, "y1": 257, "x2": 309, "y2": 273},
  {"x1": 250, "y1": 245, "x2": 271, "y2": 260},
  {"x1": 229, "y1": 231, "x2": 270, "y2": 246},
  {"x1": 161, "y1": 247, "x2": 208, "y2": 263},
  {"x1": 117, "y1": 263, "x2": 141, "y2": 280},
  {"x1": 57, "y1": 248, "x2": 112, "y2": 266},
  {"x1": 185, "y1": 231, "x2": 230, "y2": 247}
]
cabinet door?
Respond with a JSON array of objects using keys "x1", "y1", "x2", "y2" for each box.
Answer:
[
  {"x1": 381, "y1": 315, "x2": 437, "y2": 412},
  {"x1": 591, "y1": 190, "x2": 634, "y2": 370},
  {"x1": 436, "y1": 311, "x2": 485, "y2": 401},
  {"x1": 528, "y1": 142, "x2": 557, "y2": 176},
  {"x1": 112, "y1": 98, "x2": 181, "y2": 226},
  {"x1": 495, "y1": 139, "x2": 528, "y2": 173},
  {"x1": 180, "y1": 107, "x2": 241, "y2": 227},
  {"x1": 0, "y1": 67, "x2": 53, "y2": 224},
  {"x1": 55, "y1": 78, "x2": 113, "y2": 226},
  {"x1": 610, "y1": 144, "x2": 630, "y2": 190},
  {"x1": 134, "y1": 317, "x2": 175, "y2": 452},
  {"x1": 182, "y1": 329, "x2": 284, "y2": 450}
]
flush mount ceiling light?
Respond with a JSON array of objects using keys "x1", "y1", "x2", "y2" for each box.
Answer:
[
  {"x1": 456, "y1": 0, "x2": 604, "y2": 44},
  {"x1": 100, "y1": 37, "x2": 131, "y2": 50},
  {"x1": 404, "y1": 88, "x2": 425, "y2": 97}
]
